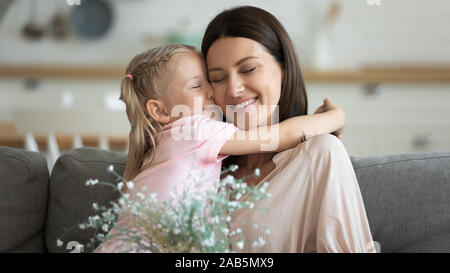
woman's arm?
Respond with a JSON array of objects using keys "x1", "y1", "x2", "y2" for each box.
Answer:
[{"x1": 220, "y1": 100, "x2": 345, "y2": 155}]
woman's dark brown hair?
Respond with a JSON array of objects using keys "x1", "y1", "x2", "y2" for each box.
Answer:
[
  {"x1": 201, "y1": 5, "x2": 308, "y2": 168},
  {"x1": 201, "y1": 5, "x2": 308, "y2": 122}
]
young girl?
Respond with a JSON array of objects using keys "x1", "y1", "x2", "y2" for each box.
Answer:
[{"x1": 93, "y1": 44, "x2": 345, "y2": 252}]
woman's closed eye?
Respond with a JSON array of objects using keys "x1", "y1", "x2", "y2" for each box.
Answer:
[
  {"x1": 209, "y1": 68, "x2": 256, "y2": 83},
  {"x1": 209, "y1": 75, "x2": 224, "y2": 83},
  {"x1": 241, "y1": 67, "x2": 256, "y2": 73}
]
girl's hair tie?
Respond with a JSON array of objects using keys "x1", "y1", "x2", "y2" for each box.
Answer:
[{"x1": 125, "y1": 74, "x2": 133, "y2": 80}]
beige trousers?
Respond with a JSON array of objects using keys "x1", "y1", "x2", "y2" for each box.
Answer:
[{"x1": 231, "y1": 134, "x2": 377, "y2": 253}]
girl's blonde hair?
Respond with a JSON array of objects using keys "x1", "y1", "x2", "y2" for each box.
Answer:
[{"x1": 120, "y1": 44, "x2": 197, "y2": 188}]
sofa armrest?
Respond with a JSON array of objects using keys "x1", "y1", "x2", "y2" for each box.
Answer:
[{"x1": 0, "y1": 147, "x2": 49, "y2": 253}]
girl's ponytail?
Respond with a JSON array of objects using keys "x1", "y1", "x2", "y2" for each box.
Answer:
[{"x1": 120, "y1": 76, "x2": 158, "y2": 184}]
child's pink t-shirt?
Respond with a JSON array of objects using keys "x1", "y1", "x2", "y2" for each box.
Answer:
[
  {"x1": 93, "y1": 114, "x2": 238, "y2": 252},
  {"x1": 131, "y1": 114, "x2": 238, "y2": 200}
]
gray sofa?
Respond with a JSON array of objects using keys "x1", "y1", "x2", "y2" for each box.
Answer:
[{"x1": 0, "y1": 145, "x2": 449, "y2": 253}]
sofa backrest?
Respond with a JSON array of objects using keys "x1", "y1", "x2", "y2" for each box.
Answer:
[
  {"x1": 351, "y1": 151, "x2": 450, "y2": 253},
  {"x1": 1, "y1": 146, "x2": 449, "y2": 253},
  {"x1": 45, "y1": 147, "x2": 127, "y2": 253}
]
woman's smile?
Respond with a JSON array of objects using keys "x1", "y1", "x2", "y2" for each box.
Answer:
[{"x1": 230, "y1": 96, "x2": 258, "y2": 111}]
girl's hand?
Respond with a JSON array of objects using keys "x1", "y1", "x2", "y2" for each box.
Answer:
[{"x1": 314, "y1": 98, "x2": 345, "y2": 139}]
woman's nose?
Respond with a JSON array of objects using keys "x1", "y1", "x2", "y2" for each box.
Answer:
[{"x1": 227, "y1": 74, "x2": 245, "y2": 97}]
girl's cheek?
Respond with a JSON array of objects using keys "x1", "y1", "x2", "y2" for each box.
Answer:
[{"x1": 211, "y1": 85, "x2": 226, "y2": 106}]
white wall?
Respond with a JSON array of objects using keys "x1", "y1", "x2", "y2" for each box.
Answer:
[
  {"x1": 1, "y1": 0, "x2": 449, "y2": 67},
  {"x1": 0, "y1": 0, "x2": 449, "y2": 156}
]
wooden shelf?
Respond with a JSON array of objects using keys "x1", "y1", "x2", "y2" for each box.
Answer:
[
  {"x1": 0, "y1": 134, "x2": 128, "y2": 151},
  {"x1": 1, "y1": 65, "x2": 450, "y2": 82},
  {"x1": 303, "y1": 67, "x2": 450, "y2": 83},
  {"x1": 0, "y1": 65, "x2": 124, "y2": 79}
]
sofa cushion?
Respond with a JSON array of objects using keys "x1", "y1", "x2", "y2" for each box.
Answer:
[
  {"x1": 351, "y1": 151, "x2": 450, "y2": 253},
  {"x1": 0, "y1": 147, "x2": 49, "y2": 253},
  {"x1": 45, "y1": 147, "x2": 127, "y2": 253}
]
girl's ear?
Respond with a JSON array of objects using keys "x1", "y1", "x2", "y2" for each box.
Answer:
[{"x1": 145, "y1": 99, "x2": 171, "y2": 124}]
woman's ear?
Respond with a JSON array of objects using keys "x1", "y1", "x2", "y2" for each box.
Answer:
[{"x1": 145, "y1": 99, "x2": 171, "y2": 124}]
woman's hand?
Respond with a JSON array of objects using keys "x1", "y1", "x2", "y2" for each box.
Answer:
[{"x1": 314, "y1": 98, "x2": 345, "y2": 139}]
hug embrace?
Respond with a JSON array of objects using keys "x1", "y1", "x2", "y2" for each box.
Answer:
[{"x1": 94, "y1": 6, "x2": 376, "y2": 253}]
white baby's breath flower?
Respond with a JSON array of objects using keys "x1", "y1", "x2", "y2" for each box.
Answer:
[
  {"x1": 235, "y1": 240, "x2": 244, "y2": 250},
  {"x1": 56, "y1": 239, "x2": 63, "y2": 247},
  {"x1": 236, "y1": 228, "x2": 242, "y2": 234},
  {"x1": 102, "y1": 224, "x2": 109, "y2": 233},
  {"x1": 92, "y1": 203, "x2": 99, "y2": 210},
  {"x1": 79, "y1": 224, "x2": 86, "y2": 230},
  {"x1": 222, "y1": 175, "x2": 234, "y2": 185},
  {"x1": 235, "y1": 193, "x2": 242, "y2": 200},
  {"x1": 126, "y1": 181, "x2": 134, "y2": 190},
  {"x1": 254, "y1": 168, "x2": 261, "y2": 176},
  {"x1": 230, "y1": 165, "x2": 238, "y2": 172},
  {"x1": 150, "y1": 192, "x2": 158, "y2": 202},
  {"x1": 117, "y1": 182, "x2": 123, "y2": 191},
  {"x1": 258, "y1": 236, "x2": 266, "y2": 247},
  {"x1": 136, "y1": 192, "x2": 145, "y2": 200},
  {"x1": 264, "y1": 227, "x2": 271, "y2": 234},
  {"x1": 85, "y1": 179, "x2": 98, "y2": 186},
  {"x1": 107, "y1": 165, "x2": 114, "y2": 173},
  {"x1": 221, "y1": 228, "x2": 229, "y2": 235},
  {"x1": 260, "y1": 182, "x2": 269, "y2": 193},
  {"x1": 202, "y1": 233, "x2": 215, "y2": 247},
  {"x1": 118, "y1": 198, "x2": 125, "y2": 206},
  {"x1": 210, "y1": 216, "x2": 219, "y2": 224}
]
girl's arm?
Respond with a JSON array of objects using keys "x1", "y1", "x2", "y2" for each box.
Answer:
[{"x1": 220, "y1": 103, "x2": 345, "y2": 155}]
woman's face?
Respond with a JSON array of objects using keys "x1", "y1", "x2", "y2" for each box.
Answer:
[{"x1": 206, "y1": 37, "x2": 283, "y2": 129}]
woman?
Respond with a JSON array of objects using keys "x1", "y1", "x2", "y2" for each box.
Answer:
[{"x1": 201, "y1": 6, "x2": 376, "y2": 253}]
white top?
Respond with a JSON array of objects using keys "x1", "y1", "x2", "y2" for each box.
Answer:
[{"x1": 231, "y1": 134, "x2": 377, "y2": 253}]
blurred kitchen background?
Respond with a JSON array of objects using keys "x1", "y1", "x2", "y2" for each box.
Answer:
[{"x1": 1, "y1": 0, "x2": 449, "y2": 171}]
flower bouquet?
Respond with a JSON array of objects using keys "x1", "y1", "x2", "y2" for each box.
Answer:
[{"x1": 57, "y1": 164, "x2": 271, "y2": 253}]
